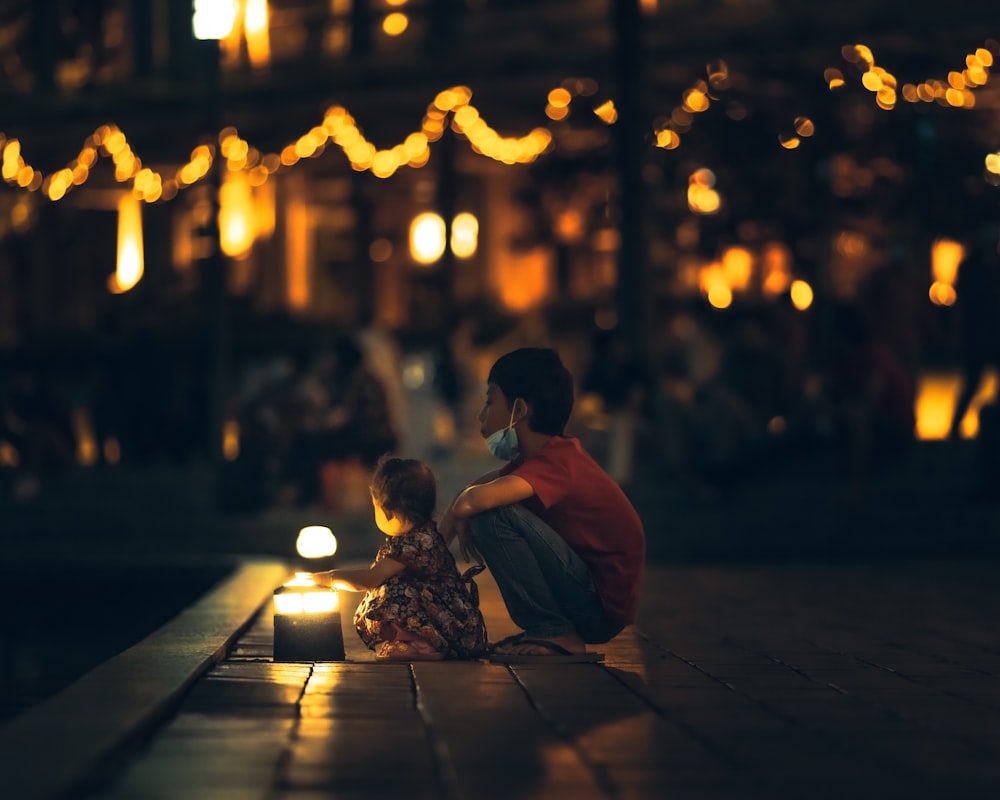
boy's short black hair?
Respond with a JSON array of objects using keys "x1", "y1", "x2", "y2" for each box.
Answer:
[
  {"x1": 487, "y1": 347, "x2": 574, "y2": 436},
  {"x1": 370, "y1": 455, "x2": 436, "y2": 526}
]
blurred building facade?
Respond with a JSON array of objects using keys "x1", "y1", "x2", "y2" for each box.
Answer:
[{"x1": 0, "y1": 0, "x2": 997, "y2": 370}]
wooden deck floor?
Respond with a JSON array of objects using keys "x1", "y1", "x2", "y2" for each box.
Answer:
[{"x1": 83, "y1": 561, "x2": 1000, "y2": 800}]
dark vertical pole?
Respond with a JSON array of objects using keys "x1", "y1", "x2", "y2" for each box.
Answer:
[
  {"x1": 193, "y1": 28, "x2": 229, "y2": 478},
  {"x1": 133, "y1": 0, "x2": 154, "y2": 78},
  {"x1": 350, "y1": 0, "x2": 372, "y2": 58},
  {"x1": 437, "y1": 127, "x2": 457, "y2": 322},
  {"x1": 427, "y1": 0, "x2": 458, "y2": 54},
  {"x1": 611, "y1": 0, "x2": 647, "y2": 362},
  {"x1": 30, "y1": 2, "x2": 56, "y2": 92}
]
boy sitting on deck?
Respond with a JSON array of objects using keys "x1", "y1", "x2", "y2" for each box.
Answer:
[{"x1": 440, "y1": 347, "x2": 646, "y2": 663}]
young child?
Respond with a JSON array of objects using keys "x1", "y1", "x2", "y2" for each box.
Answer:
[
  {"x1": 313, "y1": 455, "x2": 487, "y2": 662},
  {"x1": 439, "y1": 347, "x2": 646, "y2": 663}
]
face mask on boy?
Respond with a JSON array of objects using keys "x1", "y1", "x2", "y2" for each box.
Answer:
[{"x1": 485, "y1": 406, "x2": 519, "y2": 460}]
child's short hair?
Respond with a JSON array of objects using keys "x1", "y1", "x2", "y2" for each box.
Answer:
[
  {"x1": 370, "y1": 455, "x2": 437, "y2": 525},
  {"x1": 487, "y1": 347, "x2": 573, "y2": 435}
]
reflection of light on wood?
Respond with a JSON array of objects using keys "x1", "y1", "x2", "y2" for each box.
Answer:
[
  {"x1": 222, "y1": 419, "x2": 240, "y2": 461},
  {"x1": 114, "y1": 194, "x2": 144, "y2": 293},
  {"x1": 915, "y1": 370, "x2": 998, "y2": 440},
  {"x1": 498, "y1": 248, "x2": 550, "y2": 311}
]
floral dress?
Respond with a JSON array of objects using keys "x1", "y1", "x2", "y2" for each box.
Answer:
[{"x1": 353, "y1": 522, "x2": 487, "y2": 658}]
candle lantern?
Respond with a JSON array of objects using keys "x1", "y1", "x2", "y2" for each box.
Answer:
[{"x1": 273, "y1": 573, "x2": 345, "y2": 661}]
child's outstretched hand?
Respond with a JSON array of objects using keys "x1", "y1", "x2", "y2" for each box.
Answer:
[{"x1": 311, "y1": 570, "x2": 333, "y2": 588}]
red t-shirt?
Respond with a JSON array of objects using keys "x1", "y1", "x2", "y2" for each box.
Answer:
[{"x1": 502, "y1": 437, "x2": 645, "y2": 625}]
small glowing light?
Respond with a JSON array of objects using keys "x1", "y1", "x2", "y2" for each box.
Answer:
[
  {"x1": 297, "y1": 526, "x2": 338, "y2": 559},
  {"x1": 192, "y1": 0, "x2": 238, "y2": 40},
  {"x1": 114, "y1": 194, "x2": 144, "y2": 293},
  {"x1": 451, "y1": 212, "x2": 479, "y2": 258},
  {"x1": 219, "y1": 171, "x2": 255, "y2": 258},
  {"x1": 655, "y1": 129, "x2": 681, "y2": 149},
  {"x1": 790, "y1": 279, "x2": 814, "y2": 310},
  {"x1": 707, "y1": 283, "x2": 732, "y2": 309},
  {"x1": 382, "y1": 12, "x2": 409, "y2": 36},
  {"x1": 929, "y1": 281, "x2": 957, "y2": 307},
  {"x1": 223, "y1": 419, "x2": 240, "y2": 461},
  {"x1": 594, "y1": 100, "x2": 618, "y2": 124},
  {"x1": 722, "y1": 246, "x2": 752, "y2": 291},
  {"x1": 548, "y1": 88, "x2": 572, "y2": 108},
  {"x1": 244, "y1": 0, "x2": 271, "y2": 67},
  {"x1": 410, "y1": 212, "x2": 446, "y2": 265},
  {"x1": 0, "y1": 440, "x2": 20, "y2": 467},
  {"x1": 931, "y1": 238, "x2": 964, "y2": 285}
]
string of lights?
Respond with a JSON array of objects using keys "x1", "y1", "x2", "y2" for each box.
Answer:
[{"x1": 0, "y1": 41, "x2": 996, "y2": 207}]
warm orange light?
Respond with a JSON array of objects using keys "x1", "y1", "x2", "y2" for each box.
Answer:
[
  {"x1": 285, "y1": 189, "x2": 311, "y2": 311},
  {"x1": 274, "y1": 573, "x2": 339, "y2": 614},
  {"x1": 929, "y1": 281, "x2": 957, "y2": 307},
  {"x1": 192, "y1": 0, "x2": 238, "y2": 40},
  {"x1": 789, "y1": 279, "x2": 813, "y2": 310},
  {"x1": 382, "y1": 12, "x2": 408, "y2": 36},
  {"x1": 223, "y1": 419, "x2": 240, "y2": 461},
  {"x1": 220, "y1": 171, "x2": 255, "y2": 259},
  {"x1": 721, "y1": 246, "x2": 752, "y2": 291},
  {"x1": 244, "y1": 0, "x2": 271, "y2": 68},
  {"x1": 410, "y1": 212, "x2": 446, "y2": 265},
  {"x1": 914, "y1": 372, "x2": 954, "y2": 440},
  {"x1": 0, "y1": 440, "x2": 19, "y2": 468},
  {"x1": 761, "y1": 242, "x2": 792, "y2": 297},
  {"x1": 498, "y1": 248, "x2": 550, "y2": 312},
  {"x1": 72, "y1": 409, "x2": 99, "y2": 466},
  {"x1": 114, "y1": 194, "x2": 144, "y2": 293},
  {"x1": 297, "y1": 526, "x2": 338, "y2": 559},
  {"x1": 931, "y1": 238, "x2": 964, "y2": 285},
  {"x1": 451, "y1": 212, "x2": 479, "y2": 259}
]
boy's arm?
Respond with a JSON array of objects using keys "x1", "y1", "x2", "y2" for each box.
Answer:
[
  {"x1": 441, "y1": 473, "x2": 534, "y2": 562},
  {"x1": 439, "y1": 467, "x2": 506, "y2": 546},
  {"x1": 451, "y1": 474, "x2": 534, "y2": 518}
]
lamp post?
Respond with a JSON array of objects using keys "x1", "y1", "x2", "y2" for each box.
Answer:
[{"x1": 192, "y1": 1, "x2": 235, "y2": 472}]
